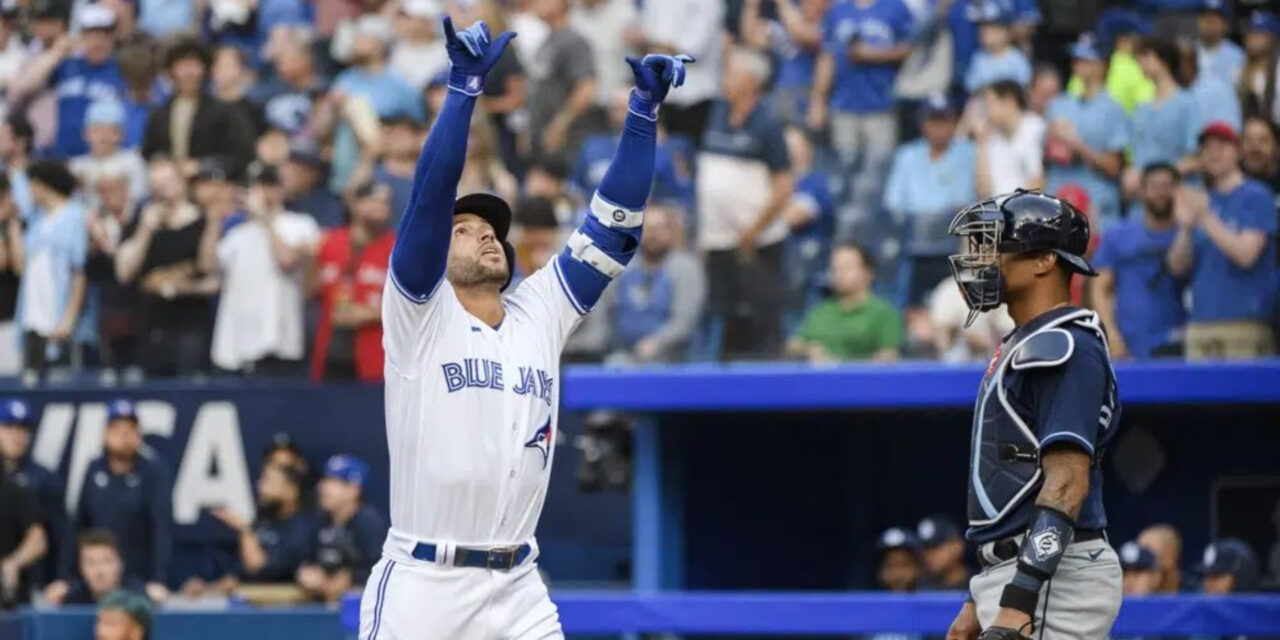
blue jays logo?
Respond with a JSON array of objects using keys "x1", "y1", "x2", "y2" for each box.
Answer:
[{"x1": 523, "y1": 418, "x2": 553, "y2": 469}]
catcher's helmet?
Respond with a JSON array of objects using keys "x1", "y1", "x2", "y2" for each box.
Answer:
[
  {"x1": 948, "y1": 189, "x2": 1095, "y2": 326},
  {"x1": 454, "y1": 192, "x2": 517, "y2": 291}
]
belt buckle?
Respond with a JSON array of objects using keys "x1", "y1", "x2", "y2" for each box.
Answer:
[{"x1": 487, "y1": 547, "x2": 517, "y2": 570}]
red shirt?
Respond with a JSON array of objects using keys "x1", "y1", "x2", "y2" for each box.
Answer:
[{"x1": 311, "y1": 227, "x2": 395, "y2": 381}]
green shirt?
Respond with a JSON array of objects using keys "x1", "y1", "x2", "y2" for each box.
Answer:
[{"x1": 795, "y1": 295, "x2": 902, "y2": 360}]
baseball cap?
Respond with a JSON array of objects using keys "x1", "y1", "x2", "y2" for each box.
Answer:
[
  {"x1": 287, "y1": 139, "x2": 326, "y2": 171},
  {"x1": 324, "y1": 454, "x2": 370, "y2": 487},
  {"x1": 1202, "y1": 538, "x2": 1260, "y2": 590},
  {"x1": 99, "y1": 589, "x2": 154, "y2": 633},
  {"x1": 1199, "y1": 121, "x2": 1240, "y2": 145},
  {"x1": 920, "y1": 93, "x2": 957, "y2": 120},
  {"x1": 1119, "y1": 541, "x2": 1158, "y2": 571},
  {"x1": 1096, "y1": 9, "x2": 1146, "y2": 38},
  {"x1": 193, "y1": 157, "x2": 233, "y2": 184},
  {"x1": 1245, "y1": 11, "x2": 1280, "y2": 37},
  {"x1": 106, "y1": 399, "x2": 139, "y2": 424},
  {"x1": 247, "y1": 161, "x2": 281, "y2": 186},
  {"x1": 1070, "y1": 32, "x2": 1104, "y2": 61},
  {"x1": 77, "y1": 2, "x2": 115, "y2": 30},
  {"x1": 877, "y1": 527, "x2": 921, "y2": 552},
  {"x1": 85, "y1": 100, "x2": 125, "y2": 128},
  {"x1": 1199, "y1": 0, "x2": 1229, "y2": 16},
  {"x1": 0, "y1": 399, "x2": 32, "y2": 428},
  {"x1": 966, "y1": 0, "x2": 1012, "y2": 25},
  {"x1": 454, "y1": 192, "x2": 513, "y2": 243},
  {"x1": 916, "y1": 516, "x2": 961, "y2": 548}
]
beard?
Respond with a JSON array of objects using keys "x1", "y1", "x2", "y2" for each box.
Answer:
[
  {"x1": 1146, "y1": 201, "x2": 1173, "y2": 220},
  {"x1": 448, "y1": 255, "x2": 508, "y2": 288}
]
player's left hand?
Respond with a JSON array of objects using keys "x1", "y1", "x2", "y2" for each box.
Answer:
[
  {"x1": 626, "y1": 53, "x2": 695, "y2": 103},
  {"x1": 986, "y1": 607, "x2": 1034, "y2": 638}
]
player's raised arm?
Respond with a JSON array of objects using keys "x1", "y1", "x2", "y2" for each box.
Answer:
[
  {"x1": 552, "y1": 54, "x2": 693, "y2": 312},
  {"x1": 388, "y1": 17, "x2": 515, "y2": 301}
]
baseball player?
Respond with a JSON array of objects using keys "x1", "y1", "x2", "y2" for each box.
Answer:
[
  {"x1": 358, "y1": 16, "x2": 691, "y2": 640},
  {"x1": 943, "y1": 190, "x2": 1123, "y2": 640}
]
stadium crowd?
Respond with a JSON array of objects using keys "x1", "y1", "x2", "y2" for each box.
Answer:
[{"x1": 0, "y1": 0, "x2": 1272, "y2": 385}]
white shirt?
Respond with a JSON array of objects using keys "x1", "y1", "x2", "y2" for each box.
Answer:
[
  {"x1": 696, "y1": 151, "x2": 790, "y2": 250},
  {"x1": 984, "y1": 113, "x2": 1045, "y2": 195},
  {"x1": 380, "y1": 259, "x2": 583, "y2": 550},
  {"x1": 570, "y1": 0, "x2": 639, "y2": 104},
  {"x1": 210, "y1": 212, "x2": 320, "y2": 370},
  {"x1": 389, "y1": 40, "x2": 450, "y2": 92},
  {"x1": 508, "y1": 12, "x2": 551, "y2": 71},
  {"x1": 641, "y1": 0, "x2": 724, "y2": 106}
]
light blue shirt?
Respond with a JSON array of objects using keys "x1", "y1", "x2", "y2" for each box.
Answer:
[
  {"x1": 964, "y1": 48, "x2": 1031, "y2": 93},
  {"x1": 138, "y1": 0, "x2": 195, "y2": 38},
  {"x1": 15, "y1": 201, "x2": 87, "y2": 340},
  {"x1": 1045, "y1": 92, "x2": 1130, "y2": 226},
  {"x1": 329, "y1": 69, "x2": 425, "y2": 192},
  {"x1": 883, "y1": 137, "x2": 977, "y2": 218},
  {"x1": 1191, "y1": 75, "x2": 1242, "y2": 132},
  {"x1": 1197, "y1": 40, "x2": 1245, "y2": 86},
  {"x1": 1131, "y1": 89, "x2": 1200, "y2": 171}
]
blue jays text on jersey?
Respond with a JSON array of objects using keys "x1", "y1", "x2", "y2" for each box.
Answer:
[
  {"x1": 966, "y1": 307, "x2": 1121, "y2": 544},
  {"x1": 441, "y1": 359, "x2": 554, "y2": 407}
]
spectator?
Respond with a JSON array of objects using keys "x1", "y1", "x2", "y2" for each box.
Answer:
[
  {"x1": 14, "y1": 161, "x2": 87, "y2": 378},
  {"x1": 1092, "y1": 9, "x2": 1155, "y2": 115},
  {"x1": 1196, "y1": 0, "x2": 1244, "y2": 86},
  {"x1": 781, "y1": 126, "x2": 836, "y2": 326},
  {"x1": 923, "y1": 268, "x2": 1014, "y2": 362},
  {"x1": 0, "y1": 472, "x2": 45, "y2": 606},
  {"x1": 521, "y1": 157, "x2": 573, "y2": 224},
  {"x1": 1045, "y1": 33, "x2": 1129, "y2": 227},
  {"x1": 1241, "y1": 115, "x2": 1280, "y2": 194},
  {"x1": 44, "y1": 530, "x2": 144, "y2": 605},
  {"x1": 388, "y1": 0, "x2": 449, "y2": 92},
  {"x1": 571, "y1": 0, "x2": 639, "y2": 108},
  {"x1": 264, "y1": 433, "x2": 309, "y2": 481},
  {"x1": 916, "y1": 515, "x2": 968, "y2": 590},
  {"x1": 372, "y1": 116, "x2": 430, "y2": 223},
  {"x1": 205, "y1": 163, "x2": 320, "y2": 376},
  {"x1": 571, "y1": 88, "x2": 687, "y2": 206},
  {"x1": 85, "y1": 168, "x2": 141, "y2": 376},
  {"x1": 59, "y1": 400, "x2": 169, "y2": 602},
  {"x1": 0, "y1": 399, "x2": 64, "y2": 584},
  {"x1": 14, "y1": 4, "x2": 125, "y2": 158},
  {"x1": 810, "y1": 0, "x2": 912, "y2": 229},
  {"x1": 1128, "y1": 37, "x2": 1201, "y2": 199},
  {"x1": 739, "y1": 0, "x2": 828, "y2": 126},
  {"x1": 1119, "y1": 540, "x2": 1160, "y2": 596},
  {"x1": 1026, "y1": 64, "x2": 1062, "y2": 117},
  {"x1": 296, "y1": 455, "x2": 386, "y2": 604},
  {"x1": 326, "y1": 15, "x2": 424, "y2": 192},
  {"x1": 1184, "y1": 36, "x2": 1244, "y2": 133},
  {"x1": 639, "y1": 0, "x2": 724, "y2": 141},
  {"x1": 788, "y1": 244, "x2": 901, "y2": 362},
  {"x1": 884, "y1": 94, "x2": 976, "y2": 301},
  {"x1": 1168, "y1": 122, "x2": 1277, "y2": 359},
  {"x1": 1093, "y1": 163, "x2": 1187, "y2": 360},
  {"x1": 963, "y1": 1, "x2": 1031, "y2": 94},
  {"x1": 511, "y1": 196, "x2": 560, "y2": 284},
  {"x1": 310, "y1": 181, "x2": 394, "y2": 382},
  {"x1": 874, "y1": 527, "x2": 921, "y2": 592},
  {"x1": 699, "y1": 47, "x2": 793, "y2": 360},
  {"x1": 524, "y1": 0, "x2": 597, "y2": 159},
  {"x1": 973, "y1": 80, "x2": 1044, "y2": 197},
  {"x1": 210, "y1": 46, "x2": 263, "y2": 135},
  {"x1": 207, "y1": 0, "x2": 306, "y2": 60},
  {"x1": 1238, "y1": 11, "x2": 1280, "y2": 123},
  {"x1": 0, "y1": 1, "x2": 25, "y2": 104},
  {"x1": 114, "y1": 157, "x2": 215, "y2": 376},
  {"x1": 69, "y1": 101, "x2": 148, "y2": 210},
  {"x1": 94, "y1": 588, "x2": 153, "y2": 640},
  {"x1": 608, "y1": 203, "x2": 705, "y2": 363},
  {"x1": 115, "y1": 39, "x2": 159, "y2": 151},
  {"x1": 1201, "y1": 538, "x2": 1260, "y2": 593},
  {"x1": 207, "y1": 463, "x2": 313, "y2": 585},
  {"x1": 141, "y1": 39, "x2": 255, "y2": 178},
  {"x1": 250, "y1": 34, "x2": 328, "y2": 137},
  {"x1": 137, "y1": 0, "x2": 196, "y2": 38},
  {"x1": 0, "y1": 173, "x2": 21, "y2": 375},
  {"x1": 0, "y1": 114, "x2": 33, "y2": 220},
  {"x1": 1138, "y1": 524, "x2": 1183, "y2": 593},
  {"x1": 255, "y1": 127, "x2": 291, "y2": 167},
  {"x1": 282, "y1": 141, "x2": 343, "y2": 229}
]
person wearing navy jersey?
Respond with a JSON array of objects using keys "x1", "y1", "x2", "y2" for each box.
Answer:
[
  {"x1": 297, "y1": 455, "x2": 386, "y2": 604},
  {"x1": 0, "y1": 399, "x2": 64, "y2": 585},
  {"x1": 945, "y1": 190, "x2": 1122, "y2": 640}
]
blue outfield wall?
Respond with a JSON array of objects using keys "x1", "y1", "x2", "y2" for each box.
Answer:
[{"x1": 6, "y1": 360, "x2": 1280, "y2": 590}]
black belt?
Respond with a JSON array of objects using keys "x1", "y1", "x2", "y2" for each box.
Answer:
[
  {"x1": 977, "y1": 529, "x2": 1105, "y2": 568},
  {"x1": 411, "y1": 542, "x2": 532, "y2": 570}
]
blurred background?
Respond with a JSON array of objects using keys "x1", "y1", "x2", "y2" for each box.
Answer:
[{"x1": 0, "y1": 0, "x2": 1278, "y2": 636}]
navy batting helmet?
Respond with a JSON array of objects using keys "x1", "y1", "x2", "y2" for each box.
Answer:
[{"x1": 948, "y1": 189, "x2": 1095, "y2": 326}]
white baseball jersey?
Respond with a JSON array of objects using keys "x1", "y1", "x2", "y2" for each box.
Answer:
[{"x1": 381, "y1": 259, "x2": 583, "y2": 549}]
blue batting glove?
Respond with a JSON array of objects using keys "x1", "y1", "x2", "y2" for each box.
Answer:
[
  {"x1": 443, "y1": 16, "x2": 516, "y2": 96},
  {"x1": 626, "y1": 53, "x2": 694, "y2": 118}
]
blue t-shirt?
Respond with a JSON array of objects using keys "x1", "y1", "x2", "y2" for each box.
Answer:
[
  {"x1": 138, "y1": 0, "x2": 196, "y2": 38},
  {"x1": 947, "y1": 0, "x2": 1039, "y2": 94},
  {"x1": 250, "y1": 76, "x2": 328, "y2": 135},
  {"x1": 1190, "y1": 179, "x2": 1278, "y2": 322},
  {"x1": 614, "y1": 261, "x2": 678, "y2": 349},
  {"x1": 822, "y1": 0, "x2": 914, "y2": 114},
  {"x1": 700, "y1": 100, "x2": 792, "y2": 171},
  {"x1": 571, "y1": 134, "x2": 684, "y2": 205},
  {"x1": 330, "y1": 70, "x2": 425, "y2": 192},
  {"x1": 1191, "y1": 75, "x2": 1242, "y2": 132},
  {"x1": 883, "y1": 138, "x2": 977, "y2": 219},
  {"x1": 312, "y1": 504, "x2": 387, "y2": 584},
  {"x1": 1130, "y1": 90, "x2": 1200, "y2": 171},
  {"x1": 209, "y1": 0, "x2": 307, "y2": 64},
  {"x1": 1045, "y1": 92, "x2": 1130, "y2": 225},
  {"x1": 786, "y1": 170, "x2": 837, "y2": 299},
  {"x1": 16, "y1": 202, "x2": 87, "y2": 336},
  {"x1": 49, "y1": 57, "x2": 126, "y2": 158},
  {"x1": 245, "y1": 510, "x2": 315, "y2": 582},
  {"x1": 1198, "y1": 41, "x2": 1245, "y2": 87},
  {"x1": 1091, "y1": 218, "x2": 1185, "y2": 357},
  {"x1": 964, "y1": 48, "x2": 1031, "y2": 93}
]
